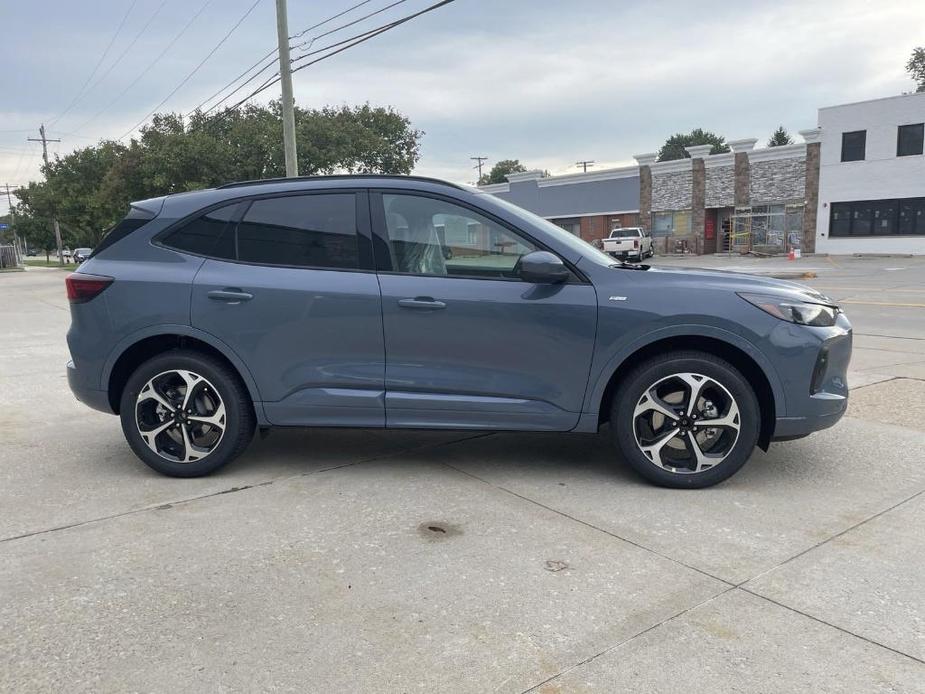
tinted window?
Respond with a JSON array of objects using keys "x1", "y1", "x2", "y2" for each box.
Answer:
[
  {"x1": 91, "y1": 205, "x2": 156, "y2": 258},
  {"x1": 841, "y1": 130, "x2": 866, "y2": 162},
  {"x1": 237, "y1": 194, "x2": 357, "y2": 269},
  {"x1": 163, "y1": 204, "x2": 238, "y2": 259},
  {"x1": 381, "y1": 193, "x2": 537, "y2": 279},
  {"x1": 897, "y1": 123, "x2": 924, "y2": 157},
  {"x1": 830, "y1": 197, "x2": 925, "y2": 237},
  {"x1": 830, "y1": 203, "x2": 851, "y2": 236}
]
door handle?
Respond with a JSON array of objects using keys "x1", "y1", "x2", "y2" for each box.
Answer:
[
  {"x1": 208, "y1": 289, "x2": 253, "y2": 304},
  {"x1": 398, "y1": 297, "x2": 446, "y2": 310}
]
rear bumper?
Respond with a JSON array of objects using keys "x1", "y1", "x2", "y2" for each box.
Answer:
[{"x1": 67, "y1": 360, "x2": 114, "y2": 414}]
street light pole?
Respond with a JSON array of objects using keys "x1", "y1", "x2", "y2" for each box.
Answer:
[{"x1": 275, "y1": 0, "x2": 299, "y2": 177}]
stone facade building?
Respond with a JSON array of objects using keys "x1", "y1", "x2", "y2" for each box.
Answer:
[{"x1": 480, "y1": 92, "x2": 925, "y2": 255}]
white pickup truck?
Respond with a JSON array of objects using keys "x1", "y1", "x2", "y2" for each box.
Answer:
[{"x1": 601, "y1": 227, "x2": 653, "y2": 261}]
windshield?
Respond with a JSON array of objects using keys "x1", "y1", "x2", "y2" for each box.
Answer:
[{"x1": 481, "y1": 194, "x2": 617, "y2": 267}]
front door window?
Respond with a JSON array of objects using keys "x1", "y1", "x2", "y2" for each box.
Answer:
[{"x1": 381, "y1": 193, "x2": 537, "y2": 279}]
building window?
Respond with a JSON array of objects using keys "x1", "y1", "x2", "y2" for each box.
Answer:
[
  {"x1": 897, "y1": 123, "x2": 924, "y2": 157},
  {"x1": 552, "y1": 218, "x2": 581, "y2": 236},
  {"x1": 652, "y1": 212, "x2": 673, "y2": 237},
  {"x1": 840, "y1": 130, "x2": 866, "y2": 162},
  {"x1": 830, "y1": 197, "x2": 925, "y2": 237},
  {"x1": 672, "y1": 210, "x2": 692, "y2": 236}
]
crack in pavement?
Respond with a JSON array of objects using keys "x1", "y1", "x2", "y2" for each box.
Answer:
[
  {"x1": 0, "y1": 431, "x2": 493, "y2": 545},
  {"x1": 520, "y1": 586, "x2": 738, "y2": 693},
  {"x1": 441, "y1": 461, "x2": 925, "y2": 690}
]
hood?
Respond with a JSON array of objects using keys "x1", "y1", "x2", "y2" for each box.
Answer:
[{"x1": 626, "y1": 264, "x2": 837, "y2": 305}]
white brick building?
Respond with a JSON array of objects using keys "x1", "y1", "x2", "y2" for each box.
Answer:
[{"x1": 814, "y1": 92, "x2": 925, "y2": 254}]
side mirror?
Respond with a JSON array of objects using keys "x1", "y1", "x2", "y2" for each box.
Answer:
[{"x1": 518, "y1": 250, "x2": 570, "y2": 284}]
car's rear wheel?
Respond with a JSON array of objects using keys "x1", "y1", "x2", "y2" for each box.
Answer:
[
  {"x1": 119, "y1": 350, "x2": 255, "y2": 477},
  {"x1": 611, "y1": 351, "x2": 760, "y2": 488}
]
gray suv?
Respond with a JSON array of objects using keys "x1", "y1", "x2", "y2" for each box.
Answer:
[{"x1": 66, "y1": 176, "x2": 851, "y2": 488}]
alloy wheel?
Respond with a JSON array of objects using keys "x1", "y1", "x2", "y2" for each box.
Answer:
[
  {"x1": 632, "y1": 372, "x2": 741, "y2": 474},
  {"x1": 135, "y1": 370, "x2": 226, "y2": 463}
]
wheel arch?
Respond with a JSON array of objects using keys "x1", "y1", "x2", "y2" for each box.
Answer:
[
  {"x1": 103, "y1": 325, "x2": 264, "y2": 420},
  {"x1": 592, "y1": 330, "x2": 783, "y2": 450}
]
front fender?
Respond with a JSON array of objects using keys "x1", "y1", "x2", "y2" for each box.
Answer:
[{"x1": 581, "y1": 322, "x2": 786, "y2": 418}]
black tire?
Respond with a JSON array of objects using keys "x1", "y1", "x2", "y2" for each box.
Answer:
[
  {"x1": 611, "y1": 350, "x2": 760, "y2": 488},
  {"x1": 119, "y1": 349, "x2": 255, "y2": 477}
]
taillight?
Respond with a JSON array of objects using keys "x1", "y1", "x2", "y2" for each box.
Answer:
[
  {"x1": 65, "y1": 273, "x2": 113, "y2": 304},
  {"x1": 634, "y1": 239, "x2": 639, "y2": 248}
]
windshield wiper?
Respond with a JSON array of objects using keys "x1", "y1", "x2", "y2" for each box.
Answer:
[{"x1": 609, "y1": 261, "x2": 649, "y2": 271}]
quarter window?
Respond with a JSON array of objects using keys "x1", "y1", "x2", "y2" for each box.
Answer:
[
  {"x1": 381, "y1": 194, "x2": 538, "y2": 279},
  {"x1": 897, "y1": 123, "x2": 924, "y2": 157},
  {"x1": 162, "y1": 203, "x2": 238, "y2": 259},
  {"x1": 840, "y1": 130, "x2": 866, "y2": 162},
  {"x1": 237, "y1": 194, "x2": 358, "y2": 269}
]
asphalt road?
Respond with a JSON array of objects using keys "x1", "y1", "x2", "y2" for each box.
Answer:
[{"x1": 1, "y1": 259, "x2": 923, "y2": 693}]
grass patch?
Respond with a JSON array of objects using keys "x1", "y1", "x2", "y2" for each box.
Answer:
[{"x1": 24, "y1": 258, "x2": 75, "y2": 268}]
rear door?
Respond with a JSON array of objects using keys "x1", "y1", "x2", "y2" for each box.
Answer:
[
  {"x1": 371, "y1": 191, "x2": 598, "y2": 431},
  {"x1": 178, "y1": 191, "x2": 386, "y2": 426}
]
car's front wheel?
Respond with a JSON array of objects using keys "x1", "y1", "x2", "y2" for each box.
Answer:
[
  {"x1": 119, "y1": 350, "x2": 255, "y2": 477},
  {"x1": 611, "y1": 351, "x2": 760, "y2": 488}
]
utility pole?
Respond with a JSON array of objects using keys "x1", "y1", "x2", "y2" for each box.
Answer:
[
  {"x1": 471, "y1": 156, "x2": 488, "y2": 182},
  {"x1": 275, "y1": 0, "x2": 298, "y2": 177},
  {"x1": 576, "y1": 160, "x2": 595, "y2": 173},
  {"x1": 27, "y1": 125, "x2": 64, "y2": 265},
  {"x1": 4, "y1": 183, "x2": 21, "y2": 258}
]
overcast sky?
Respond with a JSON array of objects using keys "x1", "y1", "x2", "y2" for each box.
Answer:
[{"x1": 1, "y1": 0, "x2": 923, "y2": 214}]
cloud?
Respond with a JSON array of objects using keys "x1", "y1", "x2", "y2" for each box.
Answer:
[{"x1": 2, "y1": 0, "x2": 924, "y2": 210}]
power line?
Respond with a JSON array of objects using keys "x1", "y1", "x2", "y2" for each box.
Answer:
[
  {"x1": 190, "y1": 48, "x2": 278, "y2": 116},
  {"x1": 289, "y1": 0, "x2": 375, "y2": 39},
  {"x1": 291, "y1": 0, "x2": 408, "y2": 51},
  {"x1": 68, "y1": 0, "x2": 171, "y2": 120},
  {"x1": 117, "y1": 0, "x2": 265, "y2": 141},
  {"x1": 65, "y1": 0, "x2": 215, "y2": 137},
  {"x1": 219, "y1": 0, "x2": 456, "y2": 115},
  {"x1": 48, "y1": 0, "x2": 141, "y2": 126},
  {"x1": 194, "y1": 1, "x2": 409, "y2": 118}
]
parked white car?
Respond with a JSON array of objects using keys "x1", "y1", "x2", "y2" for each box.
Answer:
[{"x1": 602, "y1": 227, "x2": 653, "y2": 261}]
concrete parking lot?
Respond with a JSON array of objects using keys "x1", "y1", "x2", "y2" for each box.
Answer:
[{"x1": 1, "y1": 256, "x2": 924, "y2": 692}]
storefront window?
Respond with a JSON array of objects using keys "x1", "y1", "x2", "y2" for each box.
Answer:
[
  {"x1": 830, "y1": 197, "x2": 925, "y2": 237},
  {"x1": 652, "y1": 212, "x2": 673, "y2": 236},
  {"x1": 672, "y1": 210, "x2": 691, "y2": 236}
]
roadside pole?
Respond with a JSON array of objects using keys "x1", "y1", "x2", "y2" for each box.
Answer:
[
  {"x1": 4, "y1": 183, "x2": 21, "y2": 261},
  {"x1": 275, "y1": 0, "x2": 298, "y2": 177},
  {"x1": 27, "y1": 125, "x2": 64, "y2": 265}
]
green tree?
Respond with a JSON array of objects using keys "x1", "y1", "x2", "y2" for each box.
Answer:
[
  {"x1": 768, "y1": 126, "x2": 794, "y2": 147},
  {"x1": 479, "y1": 159, "x2": 527, "y2": 185},
  {"x1": 907, "y1": 47, "x2": 925, "y2": 92},
  {"x1": 13, "y1": 101, "x2": 423, "y2": 247},
  {"x1": 657, "y1": 129, "x2": 730, "y2": 162}
]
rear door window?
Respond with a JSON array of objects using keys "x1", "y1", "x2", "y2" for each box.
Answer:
[
  {"x1": 237, "y1": 194, "x2": 358, "y2": 269},
  {"x1": 162, "y1": 204, "x2": 239, "y2": 259}
]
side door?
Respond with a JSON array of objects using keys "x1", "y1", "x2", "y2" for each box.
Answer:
[
  {"x1": 173, "y1": 191, "x2": 385, "y2": 427},
  {"x1": 371, "y1": 191, "x2": 598, "y2": 431}
]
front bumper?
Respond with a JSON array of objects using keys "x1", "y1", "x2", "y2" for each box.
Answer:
[
  {"x1": 67, "y1": 360, "x2": 114, "y2": 414},
  {"x1": 770, "y1": 315, "x2": 852, "y2": 440}
]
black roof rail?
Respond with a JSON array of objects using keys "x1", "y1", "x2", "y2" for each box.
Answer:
[{"x1": 216, "y1": 174, "x2": 467, "y2": 191}]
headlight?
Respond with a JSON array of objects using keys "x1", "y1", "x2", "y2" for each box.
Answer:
[{"x1": 738, "y1": 293, "x2": 840, "y2": 327}]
